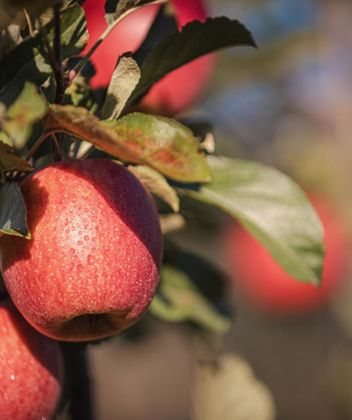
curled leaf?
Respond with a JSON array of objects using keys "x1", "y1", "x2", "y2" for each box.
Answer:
[
  {"x1": 128, "y1": 164, "x2": 179, "y2": 212},
  {"x1": 0, "y1": 182, "x2": 30, "y2": 238},
  {"x1": 45, "y1": 105, "x2": 211, "y2": 183},
  {"x1": 101, "y1": 55, "x2": 141, "y2": 120},
  {"x1": 150, "y1": 265, "x2": 231, "y2": 334},
  {"x1": 0, "y1": 141, "x2": 32, "y2": 173}
]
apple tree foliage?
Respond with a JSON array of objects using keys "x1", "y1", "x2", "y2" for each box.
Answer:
[{"x1": 0, "y1": 0, "x2": 324, "y2": 337}]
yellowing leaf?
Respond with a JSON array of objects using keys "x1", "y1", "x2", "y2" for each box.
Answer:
[
  {"x1": 45, "y1": 105, "x2": 211, "y2": 183},
  {"x1": 2, "y1": 82, "x2": 47, "y2": 147}
]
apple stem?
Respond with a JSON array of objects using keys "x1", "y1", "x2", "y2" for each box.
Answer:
[
  {"x1": 54, "y1": 0, "x2": 66, "y2": 104},
  {"x1": 52, "y1": 0, "x2": 66, "y2": 159},
  {"x1": 61, "y1": 343, "x2": 95, "y2": 420}
]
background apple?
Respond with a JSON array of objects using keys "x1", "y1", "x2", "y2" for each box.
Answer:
[
  {"x1": 223, "y1": 196, "x2": 349, "y2": 314},
  {"x1": 0, "y1": 298, "x2": 62, "y2": 420},
  {"x1": 82, "y1": 0, "x2": 215, "y2": 115},
  {"x1": 0, "y1": 160, "x2": 163, "y2": 341}
]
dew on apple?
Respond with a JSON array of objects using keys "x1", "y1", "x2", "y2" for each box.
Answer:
[
  {"x1": 0, "y1": 160, "x2": 163, "y2": 341},
  {"x1": 0, "y1": 299, "x2": 63, "y2": 418}
]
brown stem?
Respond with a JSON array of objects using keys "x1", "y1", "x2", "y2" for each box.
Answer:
[
  {"x1": 25, "y1": 129, "x2": 60, "y2": 162},
  {"x1": 51, "y1": 133, "x2": 63, "y2": 161},
  {"x1": 54, "y1": 0, "x2": 65, "y2": 104},
  {"x1": 61, "y1": 344, "x2": 95, "y2": 420}
]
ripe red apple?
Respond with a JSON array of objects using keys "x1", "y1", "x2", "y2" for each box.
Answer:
[
  {"x1": 0, "y1": 298, "x2": 63, "y2": 419},
  {"x1": 223, "y1": 196, "x2": 349, "y2": 315},
  {"x1": 82, "y1": 0, "x2": 215, "y2": 115},
  {"x1": 0, "y1": 160, "x2": 163, "y2": 341}
]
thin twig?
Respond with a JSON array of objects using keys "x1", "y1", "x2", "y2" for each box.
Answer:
[
  {"x1": 23, "y1": 9, "x2": 35, "y2": 35},
  {"x1": 54, "y1": 0, "x2": 65, "y2": 104},
  {"x1": 51, "y1": 133, "x2": 63, "y2": 161},
  {"x1": 25, "y1": 129, "x2": 60, "y2": 162},
  {"x1": 37, "y1": 18, "x2": 58, "y2": 80},
  {"x1": 61, "y1": 344, "x2": 95, "y2": 420},
  {"x1": 0, "y1": 170, "x2": 5, "y2": 184}
]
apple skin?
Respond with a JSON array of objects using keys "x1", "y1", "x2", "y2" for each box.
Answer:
[
  {"x1": 0, "y1": 160, "x2": 163, "y2": 341},
  {"x1": 223, "y1": 196, "x2": 348, "y2": 315},
  {"x1": 0, "y1": 298, "x2": 63, "y2": 420},
  {"x1": 82, "y1": 0, "x2": 215, "y2": 116}
]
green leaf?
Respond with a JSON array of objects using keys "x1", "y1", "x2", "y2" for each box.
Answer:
[
  {"x1": 128, "y1": 17, "x2": 257, "y2": 106},
  {"x1": 0, "y1": 131, "x2": 11, "y2": 146},
  {"x1": 0, "y1": 141, "x2": 32, "y2": 173},
  {"x1": 0, "y1": 182, "x2": 30, "y2": 238},
  {"x1": 0, "y1": 4, "x2": 87, "y2": 100},
  {"x1": 1, "y1": 82, "x2": 48, "y2": 147},
  {"x1": 45, "y1": 105, "x2": 211, "y2": 182},
  {"x1": 101, "y1": 55, "x2": 141, "y2": 120},
  {"x1": 181, "y1": 156, "x2": 325, "y2": 285},
  {"x1": 128, "y1": 165, "x2": 179, "y2": 212},
  {"x1": 150, "y1": 265, "x2": 231, "y2": 334}
]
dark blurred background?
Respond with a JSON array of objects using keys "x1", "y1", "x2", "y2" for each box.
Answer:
[{"x1": 87, "y1": 1, "x2": 352, "y2": 419}]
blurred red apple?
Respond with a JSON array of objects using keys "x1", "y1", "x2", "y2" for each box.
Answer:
[
  {"x1": 0, "y1": 298, "x2": 63, "y2": 419},
  {"x1": 0, "y1": 160, "x2": 163, "y2": 341},
  {"x1": 82, "y1": 0, "x2": 215, "y2": 115},
  {"x1": 223, "y1": 196, "x2": 349, "y2": 314}
]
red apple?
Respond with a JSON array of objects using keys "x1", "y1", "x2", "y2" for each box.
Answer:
[
  {"x1": 0, "y1": 160, "x2": 163, "y2": 341},
  {"x1": 223, "y1": 196, "x2": 349, "y2": 314},
  {"x1": 82, "y1": 0, "x2": 215, "y2": 115},
  {"x1": 0, "y1": 298, "x2": 63, "y2": 419}
]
